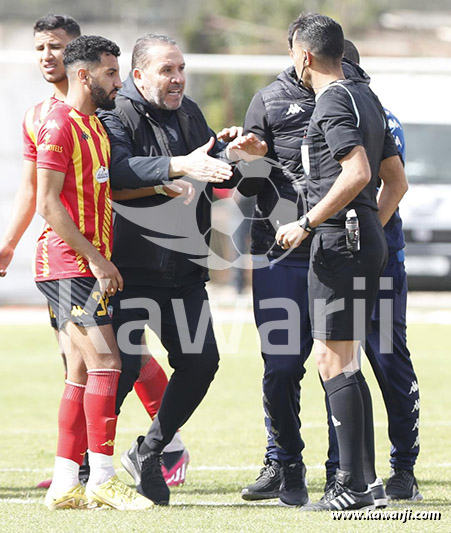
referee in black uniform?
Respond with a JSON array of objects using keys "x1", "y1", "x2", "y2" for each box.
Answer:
[{"x1": 276, "y1": 13, "x2": 408, "y2": 511}]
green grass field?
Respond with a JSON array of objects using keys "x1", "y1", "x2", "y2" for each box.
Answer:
[{"x1": 0, "y1": 316, "x2": 450, "y2": 532}]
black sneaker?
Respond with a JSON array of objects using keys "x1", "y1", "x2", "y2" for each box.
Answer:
[
  {"x1": 369, "y1": 477, "x2": 388, "y2": 508},
  {"x1": 319, "y1": 477, "x2": 336, "y2": 504},
  {"x1": 241, "y1": 458, "x2": 282, "y2": 501},
  {"x1": 78, "y1": 453, "x2": 90, "y2": 487},
  {"x1": 323, "y1": 476, "x2": 335, "y2": 497},
  {"x1": 121, "y1": 436, "x2": 170, "y2": 505},
  {"x1": 301, "y1": 469, "x2": 374, "y2": 512},
  {"x1": 385, "y1": 468, "x2": 423, "y2": 501},
  {"x1": 279, "y1": 461, "x2": 309, "y2": 507}
]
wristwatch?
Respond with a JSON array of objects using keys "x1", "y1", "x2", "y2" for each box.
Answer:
[{"x1": 298, "y1": 215, "x2": 312, "y2": 233}]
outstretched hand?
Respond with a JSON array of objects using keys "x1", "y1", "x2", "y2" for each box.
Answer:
[
  {"x1": 217, "y1": 126, "x2": 243, "y2": 142},
  {"x1": 227, "y1": 133, "x2": 268, "y2": 162},
  {"x1": 176, "y1": 137, "x2": 233, "y2": 183}
]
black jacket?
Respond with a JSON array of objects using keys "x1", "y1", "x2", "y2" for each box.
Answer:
[
  {"x1": 99, "y1": 75, "x2": 235, "y2": 286},
  {"x1": 237, "y1": 59, "x2": 371, "y2": 261},
  {"x1": 237, "y1": 66, "x2": 314, "y2": 260}
]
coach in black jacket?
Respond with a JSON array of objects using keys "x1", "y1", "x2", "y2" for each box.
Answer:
[{"x1": 99, "y1": 33, "x2": 266, "y2": 505}]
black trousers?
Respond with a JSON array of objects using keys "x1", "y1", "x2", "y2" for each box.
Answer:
[{"x1": 112, "y1": 281, "x2": 219, "y2": 452}]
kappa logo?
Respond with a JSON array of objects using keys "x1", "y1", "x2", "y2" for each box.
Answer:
[
  {"x1": 409, "y1": 381, "x2": 419, "y2": 395},
  {"x1": 286, "y1": 103, "x2": 304, "y2": 115},
  {"x1": 332, "y1": 415, "x2": 342, "y2": 427},
  {"x1": 71, "y1": 305, "x2": 89, "y2": 317},
  {"x1": 81, "y1": 132, "x2": 90, "y2": 141},
  {"x1": 45, "y1": 119, "x2": 60, "y2": 130},
  {"x1": 100, "y1": 439, "x2": 115, "y2": 447},
  {"x1": 411, "y1": 399, "x2": 420, "y2": 413},
  {"x1": 412, "y1": 418, "x2": 420, "y2": 431}
]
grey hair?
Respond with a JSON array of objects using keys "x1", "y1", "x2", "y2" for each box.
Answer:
[{"x1": 132, "y1": 34, "x2": 178, "y2": 70}]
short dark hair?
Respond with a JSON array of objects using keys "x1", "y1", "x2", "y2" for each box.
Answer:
[
  {"x1": 290, "y1": 13, "x2": 344, "y2": 62},
  {"x1": 343, "y1": 39, "x2": 360, "y2": 65},
  {"x1": 33, "y1": 13, "x2": 81, "y2": 38},
  {"x1": 63, "y1": 35, "x2": 120, "y2": 69},
  {"x1": 132, "y1": 34, "x2": 178, "y2": 70}
]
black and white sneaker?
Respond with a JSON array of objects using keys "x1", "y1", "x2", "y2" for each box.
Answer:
[
  {"x1": 368, "y1": 477, "x2": 388, "y2": 508},
  {"x1": 121, "y1": 436, "x2": 170, "y2": 505},
  {"x1": 241, "y1": 458, "x2": 282, "y2": 501},
  {"x1": 300, "y1": 469, "x2": 375, "y2": 512},
  {"x1": 385, "y1": 468, "x2": 423, "y2": 501},
  {"x1": 279, "y1": 461, "x2": 309, "y2": 507}
]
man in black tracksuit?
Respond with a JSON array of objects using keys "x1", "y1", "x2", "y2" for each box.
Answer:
[
  {"x1": 99, "y1": 33, "x2": 265, "y2": 505},
  {"x1": 237, "y1": 65, "x2": 314, "y2": 507}
]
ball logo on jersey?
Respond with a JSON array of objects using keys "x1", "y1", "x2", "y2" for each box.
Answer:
[{"x1": 95, "y1": 166, "x2": 109, "y2": 183}]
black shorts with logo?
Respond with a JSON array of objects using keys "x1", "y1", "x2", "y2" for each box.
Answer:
[
  {"x1": 308, "y1": 208, "x2": 388, "y2": 341},
  {"x1": 36, "y1": 277, "x2": 112, "y2": 331}
]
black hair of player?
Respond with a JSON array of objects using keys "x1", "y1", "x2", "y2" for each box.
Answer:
[
  {"x1": 33, "y1": 13, "x2": 81, "y2": 38},
  {"x1": 63, "y1": 35, "x2": 121, "y2": 68}
]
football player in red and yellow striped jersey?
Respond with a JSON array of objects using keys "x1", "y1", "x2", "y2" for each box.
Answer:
[
  {"x1": 35, "y1": 102, "x2": 113, "y2": 281},
  {"x1": 0, "y1": 14, "x2": 80, "y2": 276},
  {"x1": 35, "y1": 35, "x2": 154, "y2": 511}
]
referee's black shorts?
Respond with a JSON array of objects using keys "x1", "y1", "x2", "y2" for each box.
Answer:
[
  {"x1": 36, "y1": 277, "x2": 112, "y2": 331},
  {"x1": 308, "y1": 208, "x2": 387, "y2": 341}
]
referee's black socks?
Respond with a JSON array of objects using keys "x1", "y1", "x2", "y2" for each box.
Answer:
[
  {"x1": 323, "y1": 372, "x2": 366, "y2": 492},
  {"x1": 355, "y1": 369, "x2": 377, "y2": 485}
]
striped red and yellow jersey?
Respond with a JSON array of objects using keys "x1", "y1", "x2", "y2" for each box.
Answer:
[
  {"x1": 34, "y1": 100, "x2": 113, "y2": 282},
  {"x1": 22, "y1": 96, "x2": 58, "y2": 162}
]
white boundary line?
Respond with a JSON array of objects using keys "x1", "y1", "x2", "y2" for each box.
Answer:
[{"x1": 1, "y1": 463, "x2": 450, "y2": 474}]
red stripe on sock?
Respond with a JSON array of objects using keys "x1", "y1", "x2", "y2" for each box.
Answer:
[
  {"x1": 57, "y1": 382, "x2": 87, "y2": 465},
  {"x1": 134, "y1": 357, "x2": 168, "y2": 419},
  {"x1": 84, "y1": 369, "x2": 120, "y2": 456}
]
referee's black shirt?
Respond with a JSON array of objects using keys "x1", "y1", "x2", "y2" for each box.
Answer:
[{"x1": 302, "y1": 79, "x2": 398, "y2": 224}]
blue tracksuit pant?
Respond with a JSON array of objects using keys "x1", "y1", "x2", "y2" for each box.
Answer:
[{"x1": 252, "y1": 259, "x2": 313, "y2": 463}]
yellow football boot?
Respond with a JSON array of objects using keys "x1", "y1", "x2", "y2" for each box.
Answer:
[
  {"x1": 44, "y1": 483, "x2": 88, "y2": 510},
  {"x1": 86, "y1": 476, "x2": 154, "y2": 510}
]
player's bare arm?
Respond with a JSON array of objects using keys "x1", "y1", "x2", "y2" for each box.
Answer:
[
  {"x1": 112, "y1": 178, "x2": 195, "y2": 205},
  {"x1": 37, "y1": 167, "x2": 123, "y2": 295},
  {"x1": 377, "y1": 154, "x2": 408, "y2": 226},
  {"x1": 0, "y1": 160, "x2": 37, "y2": 277}
]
